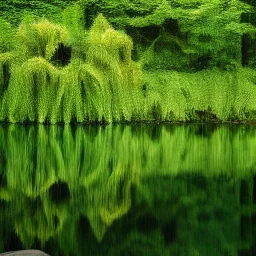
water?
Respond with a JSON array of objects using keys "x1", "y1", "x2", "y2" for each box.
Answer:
[{"x1": 0, "y1": 124, "x2": 256, "y2": 256}]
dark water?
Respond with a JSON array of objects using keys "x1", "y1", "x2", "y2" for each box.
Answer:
[{"x1": 0, "y1": 124, "x2": 256, "y2": 256}]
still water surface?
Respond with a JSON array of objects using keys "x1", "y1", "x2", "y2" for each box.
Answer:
[{"x1": 0, "y1": 124, "x2": 256, "y2": 255}]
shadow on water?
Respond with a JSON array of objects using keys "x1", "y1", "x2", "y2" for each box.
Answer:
[
  {"x1": 0, "y1": 124, "x2": 256, "y2": 255},
  {"x1": 48, "y1": 181, "x2": 70, "y2": 204}
]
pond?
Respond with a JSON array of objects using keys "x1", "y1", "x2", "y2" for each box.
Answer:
[{"x1": 0, "y1": 124, "x2": 256, "y2": 256}]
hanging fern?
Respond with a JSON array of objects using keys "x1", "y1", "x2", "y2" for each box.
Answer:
[
  {"x1": 0, "y1": 13, "x2": 256, "y2": 123},
  {"x1": 3, "y1": 57, "x2": 59, "y2": 123},
  {"x1": 85, "y1": 14, "x2": 143, "y2": 121},
  {"x1": 16, "y1": 18, "x2": 68, "y2": 61}
]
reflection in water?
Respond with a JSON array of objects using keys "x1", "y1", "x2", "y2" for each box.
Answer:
[{"x1": 0, "y1": 124, "x2": 256, "y2": 255}]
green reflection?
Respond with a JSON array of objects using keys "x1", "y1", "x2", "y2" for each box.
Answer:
[{"x1": 0, "y1": 124, "x2": 256, "y2": 255}]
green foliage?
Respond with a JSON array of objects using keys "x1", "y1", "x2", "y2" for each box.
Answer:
[
  {"x1": 138, "y1": 30, "x2": 195, "y2": 70},
  {"x1": 0, "y1": 15, "x2": 143, "y2": 124},
  {"x1": 0, "y1": 0, "x2": 78, "y2": 26},
  {"x1": 1, "y1": 0, "x2": 256, "y2": 70},
  {"x1": 1, "y1": 12, "x2": 256, "y2": 123},
  {"x1": 0, "y1": 53, "x2": 13, "y2": 92},
  {"x1": 0, "y1": 52, "x2": 14, "y2": 120},
  {"x1": 178, "y1": 0, "x2": 256, "y2": 69},
  {"x1": 0, "y1": 19, "x2": 15, "y2": 53},
  {"x1": 53, "y1": 14, "x2": 143, "y2": 123},
  {"x1": 2, "y1": 57, "x2": 59, "y2": 123},
  {"x1": 16, "y1": 19, "x2": 68, "y2": 61},
  {"x1": 85, "y1": 14, "x2": 143, "y2": 121},
  {"x1": 78, "y1": 0, "x2": 256, "y2": 70},
  {"x1": 143, "y1": 68, "x2": 256, "y2": 121},
  {"x1": 62, "y1": 4, "x2": 86, "y2": 53},
  {"x1": 78, "y1": 0, "x2": 165, "y2": 28}
]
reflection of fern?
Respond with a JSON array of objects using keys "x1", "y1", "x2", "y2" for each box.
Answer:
[
  {"x1": 100, "y1": 168, "x2": 132, "y2": 226},
  {"x1": 1, "y1": 124, "x2": 256, "y2": 249}
]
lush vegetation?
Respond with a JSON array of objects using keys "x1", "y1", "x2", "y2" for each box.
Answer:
[
  {"x1": 0, "y1": 124, "x2": 256, "y2": 254},
  {"x1": 0, "y1": 1, "x2": 256, "y2": 123},
  {"x1": 79, "y1": 0, "x2": 256, "y2": 69},
  {"x1": 0, "y1": 0, "x2": 77, "y2": 25}
]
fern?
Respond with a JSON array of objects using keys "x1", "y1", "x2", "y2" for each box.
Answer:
[
  {"x1": 142, "y1": 68, "x2": 256, "y2": 122},
  {"x1": 3, "y1": 57, "x2": 58, "y2": 123},
  {"x1": 1, "y1": 14, "x2": 256, "y2": 123},
  {"x1": 16, "y1": 18, "x2": 68, "y2": 61},
  {"x1": 85, "y1": 14, "x2": 143, "y2": 121}
]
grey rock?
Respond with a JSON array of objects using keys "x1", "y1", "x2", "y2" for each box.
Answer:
[{"x1": 0, "y1": 250, "x2": 50, "y2": 256}]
